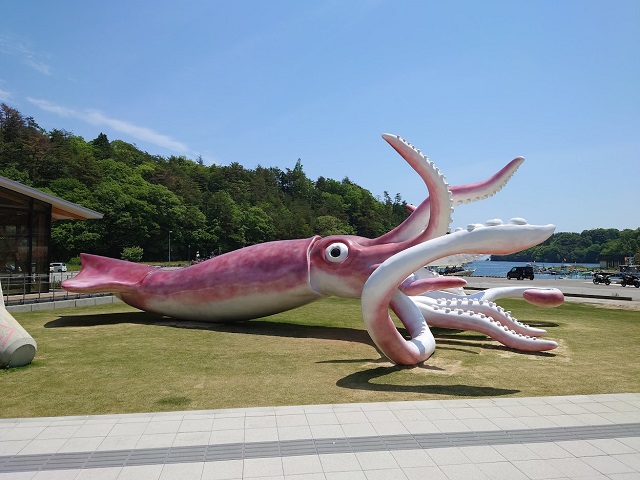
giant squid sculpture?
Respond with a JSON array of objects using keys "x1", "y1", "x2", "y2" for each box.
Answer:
[{"x1": 62, "y1": 134, "x2": 564, "y2": 365}]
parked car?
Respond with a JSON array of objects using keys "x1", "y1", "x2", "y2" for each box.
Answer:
[
  {"x1": 507, "y1": 266, "x2": 534, "y2": 280},
  {"x1": 50, "y1": 262, "x2": 67, "y2": 272}
]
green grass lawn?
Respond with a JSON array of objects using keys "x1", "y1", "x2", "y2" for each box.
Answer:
[{"x1": 2, "y1": 298, "x2": 639, "y2": 418}]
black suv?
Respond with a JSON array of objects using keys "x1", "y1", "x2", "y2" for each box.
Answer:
[{"x1": 507, "y1": 266, "x2": 534, "y2": 280}]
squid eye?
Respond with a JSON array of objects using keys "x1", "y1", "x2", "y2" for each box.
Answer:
[{"x1": 325, "y1": 242, "x2": 349, "y2": 263}]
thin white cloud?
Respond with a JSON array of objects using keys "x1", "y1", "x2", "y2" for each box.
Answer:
[
  {"x1": 0, "y1": 87, "x2": 12, "y2": 102},
  {"x1": 27, "y1": 97, "x2": 190, "y2": 154},
  {"x1": 0, "y1": 34, "x2": 52, "y2": 75}
]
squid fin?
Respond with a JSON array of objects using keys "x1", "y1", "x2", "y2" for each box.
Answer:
[{"x1": 61, "y1": 253, "x2": 155, "y2": 294}]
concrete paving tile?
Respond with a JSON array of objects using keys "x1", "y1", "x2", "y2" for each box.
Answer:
[
  {"x1": 613, "y1": 452, "x2": 640, "y2": 470},
  {"x1": 608, "y1": 474, "x2": 640, "y2": 480},
  {"x1": 97, "y1": 434, "x2": 141, "y2": 451},
  {"x1": 72, "y1": 423, "x2": 115, "y2": 437},
  {"x1": 424, "y1": 446, "x2": 471, "y2": 466},
  {"x1": 581, "y1": 455, "x2": 636, "y2": 475},
  {"x1": 200, "y1": 459, "x2": 243, "y2": 479},
  {"x1": 340, "y1": 423, "x2": 376, "y2": 438},
  {"x1": 135, "y1": 433, "x2": 176, "y2": 449},
  {"x1": 159, "y1": 461, "x2": 204, "y2": 479},
  {"x1": 391, "y1": 409, "x2": 427, "y2": 422},
  {"x1": 0, "y1": 440, "x2": 30, "y2": 455},
  {"x1": 32, "y1": 469, "x2": 79, "y2": 479},
  {"x1": 511, "y1": 459, "x2": 566, "y2": 479},
  {"x1": 335, "y1": 411, "x2": 369, "y2": 424},
  {"x1": 362, "y1": 467, "x2": 409, "y2": 479},
  {"x1": 319, "y1": 452, "x2": 361, "y2": 472},
  {"x1": 58, "y1": 435, "x2": 104, "y2": 453},
  {"x1": 548, "y1": 457, "x2": 604, "y2": 477},
  {"x1": 35, "y1": 425, "x2": 80, "y2": 440},
  {"x1": 474, "y1": 406, "x2": 514, "y2": 418},
  {"x1": 489, "y1": 417, "x2": 530, "y2": 430},
  {"x1": 212, "y1": 418, "x2": 245, "y2": 431},
  {"x1": 554, "y1": 403, "x2": 591, "y2": 415},
  {"x1": 390, "y1": 448, "x2": 435, "y2": 467},
  {"x1": 1, "y1": 428, "x2": 45, "y2": 442},
  {"x1": 117, "y1": 464, "x2": 163, "y2": 480},
  {"x1": 518, "y1": 416, "x2": 558, "y2": 429},
  {"x1": 242, "y1": 457, "x2": 283, "y2": 478},
  {"x1": 476, "y1": 461, "x2": 529, "y2": 480},
  {"x1": 616, "y1": 436, "x2": 640, "y2": 451},
  {"x1": 503, "y1": 406, "x2": 540, "y2": 417},
  {"x1": 460, "y1": 418, "x2": 501, "y2": 431},
  {"x1": 402, "y1": 420, "x2": 439, "y2": 434},
  {"x1": 492, "y1": 443, "x2": 541, "y2": 461},
  {"x1": 449, "y1": 408, "x2": 485, "y2": 420},
  {"x1": 546, "y1": 415, "x2": 588, "y2": 427},
  {"x1": 20, "y1": 438, "x2": 67, "y2": 454},
  {"x1": 310, "y1": 424, "x2": 345, "y2": 439},
  {"x1": 244, "y1": 427, "x2": 279, "y2": 443},
  {"x1": 109, "y1": 422, "x2": 148, "y2": 436},
  {"x1": 0, "y1": 472, "x2": 35, "y2": 480},
  {"x1": 587, "y1": 438, "x2": 637, "y2": 455},
  {"x1": 143, "y1": 421, "x2": 181, "y2": 435},
  {"x1": 178, "y1": 419, "x2": 214, "y2": 433},
  {"x1": 324, "y1": 471, "x2": 367, "y2": 480},
  {"x1": 364, "y1": 410, "x2": 397, "y2": 423},
  {"x1": 245, "y1": 416, "x2": 277, "y2": 429},
  {"x1": 306, "y1": 413, "x2": 339, "y2": 426},
  {"x1": 208, "y1": 429, "x2": 244, "y2": 445},
  {"x1": 554, "y1": 440, "x2": 606, "y2": 457},
  {"x1": 355, "y1": 450, "x2": 400, "y2": 470},
  {"x1": 275, "y1": 415, "x2": 307, "y2": 428},
  {"x1": 172, "y1": 431, "x2": 210, "y2": 447},
  {"x1": 457, "y1": 445, "x2": 506, "y2": 463},
  {"x1": 281, "y1": 454, "x2": 323, "y2": 475},
  {"x1": 285, "y1": 473, "x2": 325, "y2": 480},
  {"x1": 430, "y1": 419, "x2": 468, "y2": 432},
  {"x1": 418, "y1": 408, "x2": 456, "y2": 421},
  {"x1": 75, "y1": 466, "x2": 122, "y2": 479},
  {"x1": 439, "y1": 463, "x2": 490, "y2": 479},
  {"x1": 277, "y1": 426, "x2": 313, "y2": 441},
  {"x1": 524, "y1": 442, "x2": 572, "y2": 459},
  {"x1": 371, "y1": 421, "x2": 409, "y2": 436},
  {"x1": 402, "y1": 465, "x2": 447, "y2": 480}
]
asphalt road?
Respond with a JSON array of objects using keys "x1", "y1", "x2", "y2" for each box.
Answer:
[{"x1": 464, "y1": 276, "x2": 640, "y2": 309}]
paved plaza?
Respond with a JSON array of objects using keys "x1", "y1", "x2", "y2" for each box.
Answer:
[{"x1": 1, "y1": 393, "x2": 639, "y2": 479}]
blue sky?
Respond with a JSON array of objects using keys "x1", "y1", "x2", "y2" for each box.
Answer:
[{"x1": 1, "y1": 1, "x2": 638, "y2": 234}]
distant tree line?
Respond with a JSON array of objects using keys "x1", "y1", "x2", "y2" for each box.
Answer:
[
  {"x1": 0, "y1": 104, "x2": 410, "y2": 262},
  {"x1": 492, "y1": 228, "x2": 639, "y2": 264},
  {"x1": 2, "y1": 103, "x2": 638, "y2": 264}
]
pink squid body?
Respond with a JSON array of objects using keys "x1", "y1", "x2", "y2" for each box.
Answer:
[{"x1": 64, "y1": 238, "x2": 324, "y2": 321}]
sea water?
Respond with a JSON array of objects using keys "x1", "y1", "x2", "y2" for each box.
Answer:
[{"x1": 468, "y1": 260, "x2": 600, "y2": 279}]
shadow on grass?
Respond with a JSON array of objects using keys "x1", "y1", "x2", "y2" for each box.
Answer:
[
  {"x1": 45, "y1": 312, "x2": 555, "y2": 357},
  {"x1": 336, "y1": 366, "x2": 519, "y2": 396},
  {"x1": 45, "y1": 311, "x2": 377, "y2": 346}
]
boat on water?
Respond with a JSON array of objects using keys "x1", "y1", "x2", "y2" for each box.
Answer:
[{"x1": 436, "y1": 265, "x2": 476, "y2": 277}]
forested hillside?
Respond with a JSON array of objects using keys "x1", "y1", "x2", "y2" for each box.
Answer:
[
  {"x1": 1, "y1": 103, "x2": 638, "y2": 264},
  {"x1": 0, "y1": 104, "x2": 409, "y2": 262}
]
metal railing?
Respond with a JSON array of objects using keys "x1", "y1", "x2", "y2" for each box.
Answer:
[{"x1": 1, "y1": 272, "x2": 112, "y2": 306}]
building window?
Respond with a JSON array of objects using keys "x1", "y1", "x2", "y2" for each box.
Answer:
[{"x1": 0, "y1": 186, "x2": 51, "y2": 292}]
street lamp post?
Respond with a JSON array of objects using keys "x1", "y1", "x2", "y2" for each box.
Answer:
[{"x1": 168, "y1": 230, "x2": 172, "y2": 265}]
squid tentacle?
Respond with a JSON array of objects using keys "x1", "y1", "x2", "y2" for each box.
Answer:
[
  {"x1": 410, "y1": 297, "x2": 558, "y2": 351},
  {"x1": 412, "y1": 296, "x2": 548, "y2": 337},
  {"x1": 371, "y1": 134, "x2": 453, "y2": 247},
  {"x1": 377, "y1": 156, "x2": 524, "y2": 245},
  {"x1": 362, "y1": 219, "x2": 557, "y2": 364}
]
